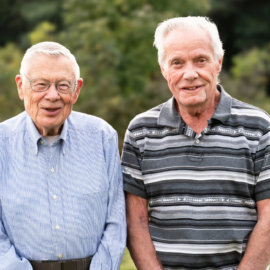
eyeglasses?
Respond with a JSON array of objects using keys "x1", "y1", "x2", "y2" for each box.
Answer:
[{"x1": 23, "y1": 75, "x2": 77, "y2": 94}]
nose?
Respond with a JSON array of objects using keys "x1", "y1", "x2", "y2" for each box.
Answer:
[
  {"x1": 45, "y1": 83, "x2": 60, "y2": 101},
  {"x1": 183, "y1": 63, "x2": 198, "y2": 81}
]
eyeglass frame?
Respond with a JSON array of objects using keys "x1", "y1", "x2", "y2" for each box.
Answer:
[{"x1": 22, "y1": 74, "x2": 78, "y2": 94}]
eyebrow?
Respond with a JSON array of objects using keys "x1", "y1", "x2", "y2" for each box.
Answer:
[
  {"x1": 195, "y1": 54, "x2": 210, "y2": 59},
  {"x1": 167, "y1": 56, "x2": 184, "y2": 63},
  {"x1": 167, "y1": 54, "x2": 210, "y2": 63}
]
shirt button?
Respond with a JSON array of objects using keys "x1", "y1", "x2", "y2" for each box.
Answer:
[
  {"x1": 56, "y1": 225, "x2": 60, "y2": 230},
  {"x1": 195, "y1": 139, "x2": 200, "y2": 144},
  {"x1": 40, "y1": 140, "x2": 44, "y2": 145},
  {"x1": 63, "y1": 150, "x2": 65, "y2": 154},
  {"x1": 53, "y1": 195, "x2": 57, "y2": 200},
  {"x1": 50, "y1": 168, "x2": 54, "y2": 173},
  {"x1": 58, "y1": 254, "x2": 62, "y2": 259}
]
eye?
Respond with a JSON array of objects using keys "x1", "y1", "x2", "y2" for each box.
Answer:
[
  {"x1": 198, "y1": 59, "x2": 206, "y2": 64},
  {"x1": 173, "y1": 61, "x2": 180, "y2": 65},
  {"x1": 59, "y1": 83, "x2": 69, "y2": 88},
  {"x1": 57, "y1": 81, "x2": 72, "y2": 91},
  {"x1": 32, "y1": 80, "x2": 48, "y2": 87}
]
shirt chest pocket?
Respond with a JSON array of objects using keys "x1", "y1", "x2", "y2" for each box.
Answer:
[{"x1": 69, "y1": 191, "x2": 108, "y2": 239}]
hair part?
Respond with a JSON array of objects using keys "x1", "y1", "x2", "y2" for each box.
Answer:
[
  {"x1": 20, "y1": 41, "x2": 80, "y2": 79},
  {"x1": 153, "y1": 16, "x2": 224, "y2": 66}
]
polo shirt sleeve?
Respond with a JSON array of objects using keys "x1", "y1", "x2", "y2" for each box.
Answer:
[
  {"x1": 121, "y1": 128, "x2": 148, "y2": 199},
  {"x1": 254, "y1": 126, "x2": 270, "y2": 201}
]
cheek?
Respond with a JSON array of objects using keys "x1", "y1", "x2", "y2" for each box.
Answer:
[
  {"x1": 24, "y1": 93, "x2": 44, "y2": 117},
  {"x1": 62, "y1": 96, "x2": 74, "y2": 114},
  {"x1": 202, "y1": 66, "x2": 218, "y2": 81},
  {"x1": 168, "y1": 71, "x2": 181, "y2": 87},
  {"x1": 63, "y1": 96, "x2": 73, "y2": 105}
]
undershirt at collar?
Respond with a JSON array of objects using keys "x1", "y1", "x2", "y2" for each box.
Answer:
[{"x1": 43, "y1": 135, "x2": 60, "y2": 147}]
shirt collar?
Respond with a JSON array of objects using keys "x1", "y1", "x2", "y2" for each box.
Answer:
[
  {"x1": 157, "y1": 84, "x2": 232, "y2": 128},
  {"x1": 26, "y1": 113, "x2": 69, "y2": 154},
  {"x1": 158, "y1": 96, "x2": 181, "y2": 128},
  {"x1": 211, "y1": 84, "x2": 232, "y2": 123}
]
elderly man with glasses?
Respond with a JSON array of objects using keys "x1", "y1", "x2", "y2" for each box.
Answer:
[{"x1": 0, "y1": 42, "x2": 126, "y2": 270}]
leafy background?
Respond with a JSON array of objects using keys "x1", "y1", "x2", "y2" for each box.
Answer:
[{"x1": 1, "y1": 0, "x2": 270, "y2": 269}]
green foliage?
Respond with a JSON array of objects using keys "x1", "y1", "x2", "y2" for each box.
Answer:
[
  {"x1": 29, "y1": 22, "x2": 57, "y2": 45},
  {"x1": 209, "y1": 0, "x2": 270, "y2": 69},
  {"x1": 0, "y1": 0, "x2": 211, "y2": 148},
  {"x1": 0, "y1": 0, "x2": 62, "y2": 48},
  {"x1": 0, "y1": 43, "x2": 24, "y2": 122},
  {"x1": 58, "y1": 0, "x2": 210, "y2": 146},
  {"x1": 228, "y1": 45, "x2": 270, "y2": 113}
]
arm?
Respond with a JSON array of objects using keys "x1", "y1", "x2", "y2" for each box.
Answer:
[
  {"x1": 0, "y1": 137, "x2": 32, "y2": 270},
  {"x1": 0, "y1": 200, "x2": 33, "y2": 270},
  {"x1": 90, "y1": 132, "x2": 126, "y2": 270},
  {"x1": 125, "y1": 192, "x2": 164, "y2": 270},
  {"x1": 237, "y1": 198, "x2": 270, "y2": 270}
]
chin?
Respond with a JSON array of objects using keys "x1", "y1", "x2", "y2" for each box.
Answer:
[{"x1": 181, "y1": 98, "x2": 206, "y2": 108}]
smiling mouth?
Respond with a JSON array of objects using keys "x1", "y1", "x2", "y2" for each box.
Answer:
[
  {"x1": 44, "y1": 108, "x2": 60, "y2": 112},
  {"x1": 183, "y1": 86, "x2": 202, "y2": 90}
]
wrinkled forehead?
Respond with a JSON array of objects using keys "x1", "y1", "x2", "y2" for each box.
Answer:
[
  {"x1": 164, "y1": 27, "x2": 211, "y2": 48},
  {"x1": 163, "y1": 28, "x2": 214, "y2": 61},
  {"x1": 25, "y1": 54, "x2": 77, "y2": 79}
]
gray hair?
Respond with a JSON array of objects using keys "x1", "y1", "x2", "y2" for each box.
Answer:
[
  {"x1": 153, "y1": 16, "x2": 224, "y2": 65},
  {"x1": 20, "y1": 41, "x2": 80, "y2": 79}
]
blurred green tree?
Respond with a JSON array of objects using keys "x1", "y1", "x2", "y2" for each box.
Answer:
[
  {"x1": 0, "y1": 0, "x2": 62, "y2": 48},
  {"x1": 209, "y1": 0, "x2": 270, "y2": 70},
  {"x1": 0, "y1": 0, "x2": 210, "y2": 147},
  {"x1": 222, "y1": 45, "x2": 270, "y2": 113},
  {"x1": 59, "y1": 0, "x2": 210, "y2": 146},
  {"x1": 0, "y1": 43, "x2": 24, "y2": 122}
]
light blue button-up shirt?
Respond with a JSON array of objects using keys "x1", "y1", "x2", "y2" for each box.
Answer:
[{"x1": 0, "y1": 111, "x2": 126, "y2": 270}]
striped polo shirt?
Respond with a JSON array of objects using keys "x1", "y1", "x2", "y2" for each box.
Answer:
[{"x1": 121, "y1": 85, "x2": 270, "y2": 270}]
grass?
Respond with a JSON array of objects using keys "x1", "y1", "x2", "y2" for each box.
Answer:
[{"x1": 120, "y1": 248, "x2": 136, "y2": 270}]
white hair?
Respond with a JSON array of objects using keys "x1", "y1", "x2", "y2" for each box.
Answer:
[
  {"x1": 153, "y1": 16, "x2": 224, "y2": 65},
  {"x1": 20, "y1": 41, "x2": 80, "y2": 79}
]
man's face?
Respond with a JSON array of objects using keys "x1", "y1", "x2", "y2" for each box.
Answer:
[
  {"x1": 16, "y1": 54, "x2": 83, "y2": 136},
  {"x1": 160, "y1": 28, "x2": 222, "y2": 113}
]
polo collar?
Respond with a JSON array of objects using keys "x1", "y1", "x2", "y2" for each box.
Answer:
[
  {"x1": 158, "y1": 96, "x2": 181, "y2": 128},
  {"x1": 211, "y1": 84, "x2": 232, "y2": 123},
  {"x1": 157, "y1": 84, "x2": 232, "y2": 128}
]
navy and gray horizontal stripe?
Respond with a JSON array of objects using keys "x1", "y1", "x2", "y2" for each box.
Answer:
[{"x1": 121, "y1": 85, "x2": 270, "y2": 269}]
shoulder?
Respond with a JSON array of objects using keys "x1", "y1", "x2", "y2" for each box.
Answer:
[
  {"x1": 231, "y1": 98, "x2": 270, "y2": 129},
  {"x1": 0, "y1": 111, "x2": 27, "y2": 138},
  {"x1": 127, "y1": 103, "x2": 164, "y2": 132},
  {"x1": 67, "y1": 111, "x2": 117, "y2": 140}
]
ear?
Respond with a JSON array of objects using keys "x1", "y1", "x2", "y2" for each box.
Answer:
[
  {"x1": 216, "y1": 57, "x2": 223, "y2": 73},
  {"x1": 15, "y1": 75, "x2": 24, "y2": 100},
  {"x1": 72, "y1": 78, "x2": 83, "y2": 104},
  {"x1": 160, "y1": 64, "x2": 168, "y2": 80}
]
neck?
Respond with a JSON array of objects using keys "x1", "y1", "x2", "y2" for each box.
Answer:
[
  {"x1": 178, "y1": 89, "x2": 221, "y2": 135},
  {"x1": 36, "y1": 124, "x2": 63, "y2": 136}
]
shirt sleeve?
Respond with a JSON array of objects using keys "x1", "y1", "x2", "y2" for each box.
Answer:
[
  {"x1": 254, "y1": 126, "x2": 270, "y2": 201},
  {"x1": 121, "y1": 128, "x2": 148, "y2": 199},
  {"x1": 90, "y1": 131, "x2": 126, "y2": 270},
  {"x1": 0, "y1": 140, "x2": 33, "y2": 270}
]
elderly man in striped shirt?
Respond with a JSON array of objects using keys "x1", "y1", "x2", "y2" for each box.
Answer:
[
  {"x1": 121, "y1": 17, "x2": 270, "y2": 270},
  {"x1": 0, "y1": 42, "x2": 126, "y2": 270}
]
